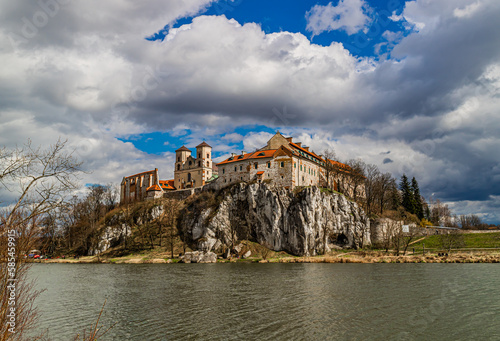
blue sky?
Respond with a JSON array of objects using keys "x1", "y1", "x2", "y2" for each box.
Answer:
[{"x1": 2, "y1": 0, "x2": 500, "y2": 223}]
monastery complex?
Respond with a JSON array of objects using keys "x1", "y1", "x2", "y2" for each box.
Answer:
[{"x1": 120, "y1": 132, "x2": 360, "y2": 204}]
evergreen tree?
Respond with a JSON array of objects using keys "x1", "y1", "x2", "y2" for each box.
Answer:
[
  {"x1": 411, "y1": 177, "x2": 424, "y2": 220},
  {"x1": 400, "y1": 174, "x2": 415, "y2": 214}
]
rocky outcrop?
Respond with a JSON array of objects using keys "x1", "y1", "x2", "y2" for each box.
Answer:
[
  {"x1": 179, "y1": 183, "x2": 370, "y2": 256},
  {"x1": 179, "y1": 251, "x2": 217, "y2": 263}
]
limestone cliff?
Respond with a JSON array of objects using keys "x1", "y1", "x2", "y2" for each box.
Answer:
[{"x1": 179, "y1": 183, "x2": 370, "y2": 256}]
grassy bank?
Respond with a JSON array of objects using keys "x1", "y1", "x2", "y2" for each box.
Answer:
[{"x1": 408, "y1": 232, "x2": 500, "y2": 252}]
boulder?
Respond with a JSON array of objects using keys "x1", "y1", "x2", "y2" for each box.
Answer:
[{"x1": 179, "y1": 251, "x2": 217, "y2": 263}]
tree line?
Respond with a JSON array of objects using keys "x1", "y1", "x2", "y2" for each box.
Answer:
[{"x1": 323, "y1": 149, "x2": 494, "y2": 229}]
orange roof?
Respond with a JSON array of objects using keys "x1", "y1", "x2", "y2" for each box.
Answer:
[
  {"x1": 146, "y1": 184, "x2": 162, "y2": 191},
  {"x1": 256, "y1": 171, "x2": 264, "y2": 175},
  {"x1": 289, "y1": 143, "x2": 324, "y2": 162},
  {"x1": 217, "y1": 150, "x2": 277, "y2": 165},
  {"x1": 159, "y1": 179, "x2": 176, "y2": 190}
]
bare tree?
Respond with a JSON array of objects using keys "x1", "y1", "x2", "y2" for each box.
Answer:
[
  {"x1": 393, "y1": 224, "x2": 420, "y2": 256},
  {"x1": 159, "y1": 199, "x2": 183, "y2": 258},
  {"x1": 1, "y1": 139, "x2": 82, "y2": 340},
  {"x1": 346, "y1": 159, "x2": 366, "y2": 202},
  {"x1": 439, "y1": 230, "x2": 465, "y2": 253},
  {"x1": 380, "y1": 219, "x2": 400, "y2": 253},
  {"x1": 459, "y1": 214, "x2": 482, "y2": 229}
]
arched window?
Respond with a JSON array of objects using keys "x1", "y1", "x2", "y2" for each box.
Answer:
[
  {"x1": 189, "y1": 161, "x2": 192, "y2": 166},
  {"x1": 198, "y1": 161, "x2": 201, "y2": 167},
  {"x1": 177, "y1": 157, "x2": 180, "y2": 162},
  {"x1": 207, "y1": 153, "x2": 210, "y2": 159},
  {"x1": 177, "y1": 164, "x2": 180, "y2": 171},
  {"x1": 207, "y1": 161, "x2": 210, "y2": 167},
  {"x1": 188, "y1": 173, "x2": 192, "y2": 182}
]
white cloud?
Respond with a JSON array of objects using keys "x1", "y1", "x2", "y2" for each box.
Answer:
[
  {"x1": 305, "y1": 0, "x2": 372, "y2": 36},
  {"x1": 1, "y1": 0, "x2": 500, "y2": 221},
  {"x1": 454, "y1": 2, "x2": 482, "y2": 18}
]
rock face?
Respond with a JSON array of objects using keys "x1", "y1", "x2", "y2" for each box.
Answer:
[{"x1": 180, "y1": 183, "x2": 370, "y2": 256}]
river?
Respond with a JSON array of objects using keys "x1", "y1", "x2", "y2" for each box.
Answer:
[{"x1": 28, "y1": 263, "x2": 500, "y2": 340}]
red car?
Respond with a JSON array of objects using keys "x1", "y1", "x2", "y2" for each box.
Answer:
[{"x1": 33, "y1": 255, "x2": 40, "y2": 259}]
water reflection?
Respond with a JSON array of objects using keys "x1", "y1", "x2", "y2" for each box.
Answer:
[{"x1": 29, "y1": 263, "x2": 500, "y2": 340}]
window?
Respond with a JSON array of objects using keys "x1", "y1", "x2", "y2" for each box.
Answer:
[
  {"x1": 224, "y1": 179, "x2": 227, "y2": 183},
  {"x1": 294, "y1": 163, "x2": 296, "y2": 168},
  {"x1": 189, "y1": 161, "x2": 192, "y2": 166},
  {"x1": 267, "y1": 162, "x2": 271, "y2": 168},
  {"x1": 223, "y1": 168, "x2": 225, "y2": 174},
  {"x1": 300, "y1": 165, "x2": 302, "y2": 171},
  {"x1": 177, "y1": 164, "x2": 180, "y2": 171},
  {"x1": 240, "y1": 165, "x2": 242, "y2": 171},
  {"x1": 238, "y1": 155, "x2": 244, "y2": 159},
  {"x1": 198, "y1": 161, "x2": 201, "y2": 167},
  {"x1": 234, "y1": 166, "x2": 237, "y2": 172},
  {"x1": 280, "y1": 161, "x2": 284, "y2": 168},
  {"x1": 187, "y1": 173, "x2": 191, "y2": 182},
  {"x1": 257, "y1": 152, "x2": 265, "y2": 156},
  {"x1": 241, "y1": 177, "x2": 243, "y2": 180},
  {"x1": 207, "y1": 161, "x2": 210, "y2": 167},
  {"x1": 177, "y1": 157, "x2": 180, "y2": 162},
  {"x1": 198, "y1": 153, "x2": 201, "y2": 158},
  {"x1": 207, "y1": 153, "x2": 210, "y2": 158},
  {"x1": 254, "y1": 163, "x2": 258, "y2": 169}
]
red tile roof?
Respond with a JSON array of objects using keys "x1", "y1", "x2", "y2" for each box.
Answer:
[
  {"x1": 159, "y1": 180, "x2": 176, "y2": 190},
  {"x1": 289, "y1": 142, "x2": 324, "y2": 162},
  {"x1": 146, "y1": 184, "x2": 162, "y2": 192},
  {"x1": 217, "y1": 150, "x2": 277, "y2": 165}
]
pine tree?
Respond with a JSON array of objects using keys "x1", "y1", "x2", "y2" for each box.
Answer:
[
  {"x1": 411, "y1": 177, "x2": 424, "y2": 220},
  {"x1": 400, "y1": 174, "x2": 415, "y2": 214}
]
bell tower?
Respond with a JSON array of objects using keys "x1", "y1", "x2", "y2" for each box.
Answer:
[
  {"x1": 196, "y1": 141, "x2": 212, "y2": 185},
  {"x1": 174, "y1": 145, "x2": 191, "y2": 189}
]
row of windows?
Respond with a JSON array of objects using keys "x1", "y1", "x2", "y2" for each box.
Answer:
[
  {"x1": 177, "y1": 160, "x2": 210, "y2": 170},
  {"x1": 298, "y1": 164, "x2": 317, "y2": 176}
]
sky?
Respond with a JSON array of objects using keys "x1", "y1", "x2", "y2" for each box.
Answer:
[{"x1": 0, "y1": 0, "x2": 499, "y2": 223}]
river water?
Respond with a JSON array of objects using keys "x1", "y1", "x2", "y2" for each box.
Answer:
[{"x1": 28, "y1": 263, "x2": 500, "y2": 340}]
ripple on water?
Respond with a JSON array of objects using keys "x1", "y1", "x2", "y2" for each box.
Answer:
[{"x1": 28, "y1": 263, "x2": 500, "y2": 341}]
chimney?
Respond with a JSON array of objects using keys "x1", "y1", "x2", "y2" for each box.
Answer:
[
  {"x1": 286, "y1": 137, "x2": 293, "y2": 143},
  {"x1": 241, "y1": 151, "x2": 247, "y2": 155},
  {"x1": 296, "y1": 142, "x2": 302, "y2": 147},
  {"x1": 231, "y1": 153, "x2": 237, "y2": 157},
  {"x1": 303, "y1": 146, "x2": 310, "y2": 151}
]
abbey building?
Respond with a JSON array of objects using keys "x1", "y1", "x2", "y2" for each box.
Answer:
[{"x1": 120, "y1": 132, "x2": 361, "y2": 204}]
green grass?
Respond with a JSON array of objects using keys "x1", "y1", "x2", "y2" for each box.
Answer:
[{"x1": 409, "y1": 232, "x2": 500, "y2": 251}]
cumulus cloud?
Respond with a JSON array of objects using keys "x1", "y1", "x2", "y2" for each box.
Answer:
[
  {"x1": 0, "y1": 0, "x2": 499, "y2": 221},
  {"x1": 305, "y1": 0, "x2": 372, "y2": 36}
]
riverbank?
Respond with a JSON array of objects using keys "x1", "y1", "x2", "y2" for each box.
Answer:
[{"x1": 31, "y1": 250, "x2": 500, "y2": 264}]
